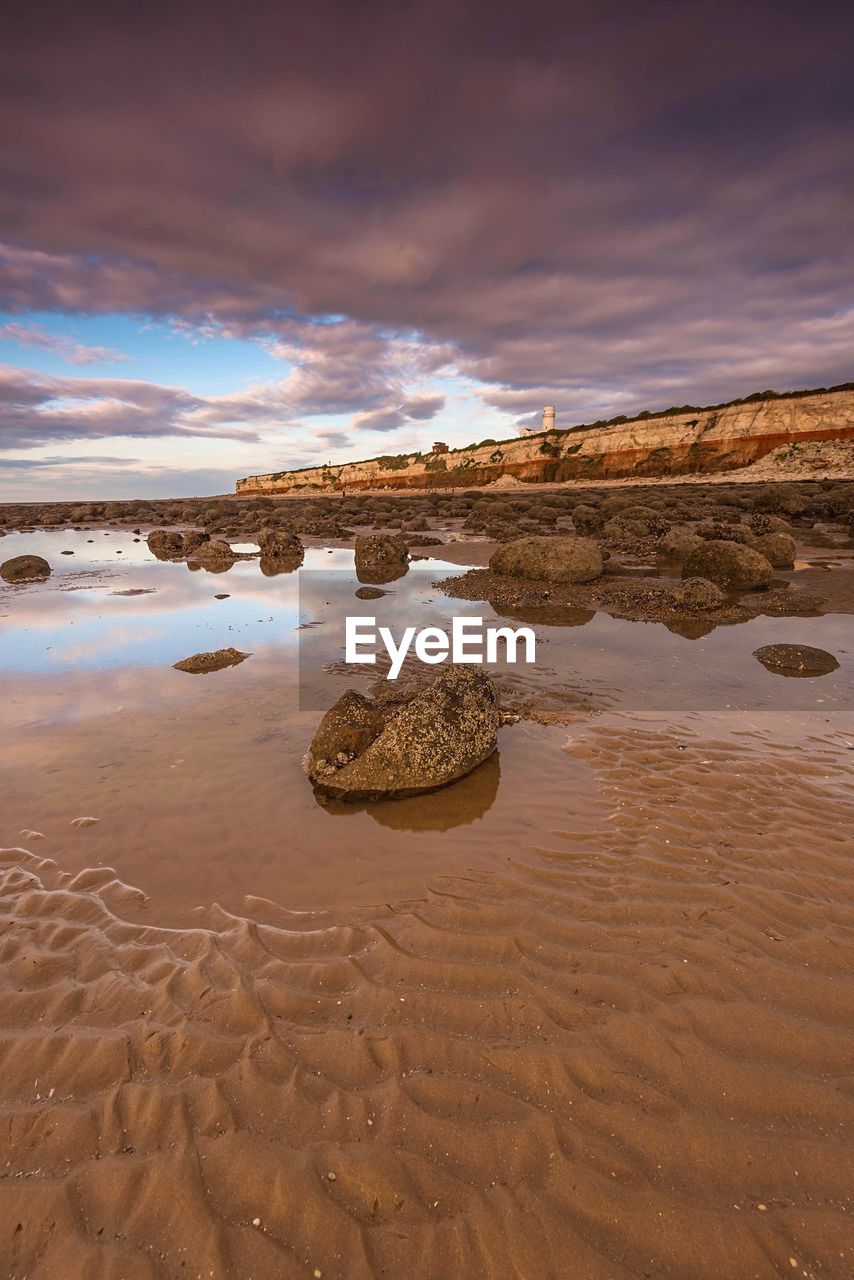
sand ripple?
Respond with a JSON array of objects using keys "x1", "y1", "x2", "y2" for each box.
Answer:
[{"x1": 2, "y1": 722, "x2": 853, "y2": 1279}]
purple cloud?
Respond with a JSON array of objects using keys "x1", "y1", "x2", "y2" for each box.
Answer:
[
  {"x1": 0, "y1": 0, "x2": 851, "y2": 440},
  {"x1": 0, "y1": 321, "x2": 128, "y2": 365},
  {"x1": 0, "y1": 366, "x2": 258, "y2": 448}
]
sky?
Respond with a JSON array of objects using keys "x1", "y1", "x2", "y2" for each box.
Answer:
[{"x1": 1, "y1": 0, "x2": 852, "y2": 500}]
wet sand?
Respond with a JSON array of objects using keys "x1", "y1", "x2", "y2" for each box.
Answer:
[{"x1": 2, "y1": 518, "x2": 854, "y2": 1279}]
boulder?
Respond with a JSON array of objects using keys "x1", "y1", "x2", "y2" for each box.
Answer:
[
  {"x1": 749, "y1": 512, "x2": 790, "y2": 535},
  {"x1": 682, "y1": 540, "x2": 774, "y2": 591},
  {"x1": 147, "y1": 529, "x2": 184, "y2": 559},
  {"x1": 354, "y1": 533, "x2": 409, "y2": 570},
  {"x1": 615, "y1": 504, "x2": 670, "y2": 535},
  {"x1": 602, "y1": 517, "x2": 652, "y2": 545},
  {"x1": 181, "y1": 530, "x2": 210, "y2": 555},
  {"x1": 0, "y1": 554, "x2": 51, "y2": 583},
  {"x1": 751, "y1": 531, "x2": 796, "y2": 567},
  {"x1": 193, "y1": 539, "x2": 237, "y2": 565},
  {"x1": 306, "y1": 666, "x2": 499, "y2": 800},
  {"x1": 752, "y1": 483, "x2": 806, "y2": 516},
  {"x1": 570, "y1": 503, "x2": 600, "y2": 534},
  {"x1": 672, "y1": 577, "x2": 725, "y2": 611},
  {"x1": 258, "y1": 527, "x2": 304, "y2": 559},
  {"x1": 753, "y1": 644, "x2": 840, "y2": 677},
  {"x1": 490, "y1": 535, "x2": 603, "y2": 584},
  {"x1": 658, "y1": 528, "x2": 704, "y2": 559},
  {"x1": 695, "y1": 521, "x2": 753, "y2": 544},
  {"x1": 305, "y1": 691, "x2": 386, "y2": 773}
]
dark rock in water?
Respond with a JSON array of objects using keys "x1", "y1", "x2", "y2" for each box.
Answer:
[
  {"x1": 214, "y1": 593, "x2": 230, "y2": 599},
  {"x1": 61, "y1": 549, "x2": 75, "y2": 555},
  {"x1": 193, "y1": 539, "x2": 237, "y2": 569},
  {"x1": 147, "y1": 529, "x2": 184, "y2": 559},
  {"x1": 355, "y1": 586, "x2": 387, "y2": 600},
  {"x1": 672, "y1": 577, "x2": 725, "y2": 611},
  {"x1": 1, "y1": 554, "x2": 51, "y2": 583},
  {"x1": 306, "y1": 666, "x2": 499, "y2": 800},
  {"x1": 682, "y1": 540, "x2": 773, "y2": 591},
  {"x1": 258, "y1": 527, "x2": 304, "y2": 558},
  {"x1": 753, "y1": 644, "x2": 840, "y2": 677},
  {"x1": 173, "y1": 646, "x2": 249, "y2": 673},
  {"x1": 490, "y1": 535, "x2": 603, "y2": 584},
  {"x1": 354, "y1": 533, "x2": 409, "y2": 573},
  {"x1": 356, "y1": 560, "x2": 409, "y2": 585},
  {"x1": 181, "y1": 530, "x2": 210, "y2": 555},
  {"x1": 751, "y1": 531, "x2": 797, "y2": 567},
  {"x1": 260, "y1": 550, "x2": 303, "y2": 576}
]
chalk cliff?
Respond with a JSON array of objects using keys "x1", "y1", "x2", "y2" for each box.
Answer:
[{"x1": 236, "y1": 386, "x2": 854, "y2": 494}]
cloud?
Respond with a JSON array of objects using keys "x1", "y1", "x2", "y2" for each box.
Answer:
[
  {"x1": 350, "y1": 407, "x2": 406, "y2": 433},
  {"x1": 0, "y1": 365, "x2": 258, "y2": 448},
  {"x1": 0, "y1": 322, "x2": 128, "y2": 365},
  {"x1": 0, "y1": 316, "x2": 443, "y2": 454},
  {"x1": 401, "y1": 393, "x2": 445, "y2": 420},
  {"x1": 0, "y1": 0, "x2": 851, "y2": 455},
  {"x1": 314, "y1": 430, "x2": 352, "y2": 450},
  {"x1": 0, "y1": 454, "x2": 136, "y2": 469}
]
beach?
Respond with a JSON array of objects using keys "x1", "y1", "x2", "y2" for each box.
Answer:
[{"x1": 1, "y1": 478, "x2": 853, "y2": 1278}]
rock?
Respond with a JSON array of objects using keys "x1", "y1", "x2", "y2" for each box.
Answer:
[
  {"x1": 355, "y1": 586, "x2": 387, "y2": 600},
  {"x1": 1, "y1": 554, "x2": 51, "y2": 583},
  {"x1": 181, "y1": 529, "x2": 210, "y2": 555},
  {"x1": 682, "y1": 540, "x2": 774, "y2": 591},
  {"x1": 173, "y1": 647, "x2": 249, "y2": 673},
  {"x1": 602, "y1": 517, "x2": 650, "y2": 544},
  {"x1": 696, "y1": 521, "x2": 754, "y2": 544},
  {"x1": 354, "y1": 533, "x2": 409, "y2": 570},
  {"x1": 749, "y1": 512, "x2": 790, "y2": 535},
  {"x1": 752, "y1": 483, "x2": 806, "y2": 516},
  {"x1": 658, "y1": 528, "x2": 704, "y2": 559},
  {"x1": 490, "y1": 535, "x2": 603, "y2": 584},
  {"x1": 258, "y1": 527, "x2": 304, "y2": 558},
  {"x1": 751, "y1": 531, "x2": 797, "y2": 567},
  {"x1": 570, "y1": 503, "x2": 600, "y2": 534},
  {"x1": 193, "y1": 539, "x2": 237, "y2": 567},
  {"x1": 306, "y1": 666, "x2": 499, "y2": 800},
  {"x1": 305, "y1": 691, "x2": 386, "y2": 776},
  {"x1": 147, "y1": 529, "x2": 184, "y2": 559},
  {"x1": 614, "y1": 504, "x2": 670, "y2": 535},
  {"x1": 672, "y1": 577, "x2": 725, "y2": 611},
  {"x1": 753, "y1": 644, "x2": 840, "y2": 677}
]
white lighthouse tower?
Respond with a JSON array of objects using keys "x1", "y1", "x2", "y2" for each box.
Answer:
[{"x1": 542, "y1": 405, "x2": 556, "y2": 432}]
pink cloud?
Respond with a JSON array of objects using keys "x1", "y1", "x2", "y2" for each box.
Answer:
[{"x1": 0, "y1": 321, "x2": 128, "y2": 365}]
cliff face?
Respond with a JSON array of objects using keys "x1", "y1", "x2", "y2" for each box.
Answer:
[{"x1": 236, "y1": 388, "x2": 854, "y2": 494}]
